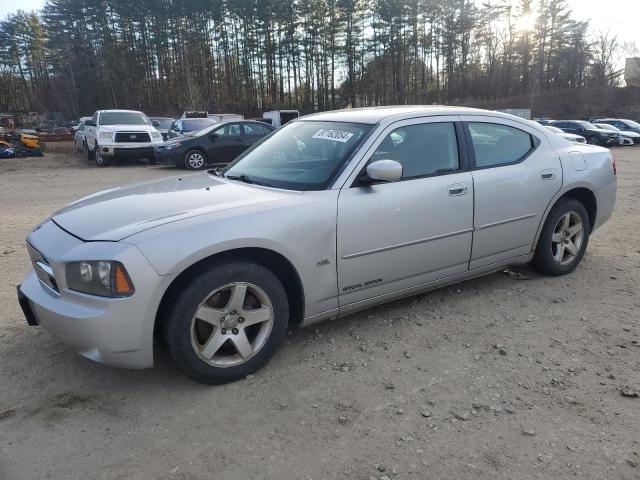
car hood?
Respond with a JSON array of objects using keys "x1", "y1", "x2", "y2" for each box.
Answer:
[
  {"x1": 590, "y1": 128, "x2": 616, "y2": 135},
  {"x1": 561, "y1": 132, "x2": 583, "y2": 139},
  {"x1": 52, "y1": 173, "x2": 293, "y2": 241}
]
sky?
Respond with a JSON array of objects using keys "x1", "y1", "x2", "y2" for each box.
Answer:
[{"x1": 0, "y1": 0, "x2": 637, "y2": 53}]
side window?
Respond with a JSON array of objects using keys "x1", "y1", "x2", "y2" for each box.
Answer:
[
  {"x1": 244, "y1": 123, "x2": 269, "y2": 135},
  {"x1": 215, "y1": 123, "x2": 242, "y2": 137},
  {"x1": 92, "y1": 112, "x2": 98, "y2": 125},
  {"x1": 468, "y1": 122, "x2": 534, "y2": 168},
  {"x1": 175, "y1": 121, "x2": 183, "y2": 132},
  {"x1": 370, "y1": 122, "x2": 459, "y2": 179}
]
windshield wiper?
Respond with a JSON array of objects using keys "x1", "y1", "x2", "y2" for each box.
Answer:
[{"x1": 226, "y1": 174, "x2": 272, "y2": 187}]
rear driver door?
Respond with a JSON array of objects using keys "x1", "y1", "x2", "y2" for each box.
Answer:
[{"x1": 462, "y1": 116, "x2": 562, "y2": 269}]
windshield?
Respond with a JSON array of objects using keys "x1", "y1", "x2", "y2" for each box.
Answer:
[
  {"x1": 152, "y1": 118, "x2": 174, "y2": 129},
  {"x1": 183, "y1": 118, "x2": 216, "y2": 132},
  {"x1": 577, "y1": 121, "x2": 597, "y2": 129},
  {"x1": 623, "y1": 119, "x2": 640, "y2": 128},
  {"x1": 100, "y1": 112, "x2": 150, "y2": 126},
  {"x1": 224, "y1": 121, "x2": 372, "y2": 190}
]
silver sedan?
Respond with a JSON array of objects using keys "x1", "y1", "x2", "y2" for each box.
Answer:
[{"x1": 18, "y1": 107, "x2": 617, "y2": 383}]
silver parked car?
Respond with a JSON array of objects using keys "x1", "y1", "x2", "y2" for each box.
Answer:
[
  {"x1": 73, "y1": 117, "x2": 93, "y2": 152},
  {"x1": 17, "y1": 107, "x2": 617, "y2": 384}
]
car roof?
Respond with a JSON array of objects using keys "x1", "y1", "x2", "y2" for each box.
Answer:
[
  {"x1": 99, "y1": 109, "x2": 144, "y2": 114},
  {"x1": 299, "y1": 105, "x2": 516, "y2": 124}
]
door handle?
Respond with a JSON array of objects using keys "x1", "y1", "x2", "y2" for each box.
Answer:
[
  {"x1": 540, "y1": 169, "x2": 556, "y2": 180},
  {"x1": 448, "y1": 183, "x2": 468, "y2": 196}
]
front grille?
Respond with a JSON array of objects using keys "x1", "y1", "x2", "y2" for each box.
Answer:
[
  {"x1": 27, "y1": 242, "x2": 59, "y2": 293},
  {"x1": 114, "y1": 131, "x2": 151, "y2": 143}
]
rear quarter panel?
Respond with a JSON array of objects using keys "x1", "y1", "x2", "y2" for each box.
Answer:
[{"x1": 534, "y1": 137, "x2": 616, "y2": 245}]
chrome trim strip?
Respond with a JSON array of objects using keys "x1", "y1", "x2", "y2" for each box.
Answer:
[
  {"x1": 342, "y1": 228, "x2": 473, "y2": 259},
  {"x1": 475, "y1": 213, "x2": 537, "y2": 230},
  {"x1": 35, "y1": 260, "x2": 53, "y2": 277}
]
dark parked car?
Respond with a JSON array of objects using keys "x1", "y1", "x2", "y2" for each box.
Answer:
[
  {"x1": 552, "y1": 120, "x2": 619, "y2": 146},
  {"x1": 167, "y1": 118, "x2": 217, "y2": 139},
  {"x1": 155, "y1": 120, "x2": 275, "y2": 170},
  {"x1": 149, "y1": 117, "x2": 174, "y2": 140},
  {"x1": 594, "y1": 118, "x2": 640, "y2": 135}
]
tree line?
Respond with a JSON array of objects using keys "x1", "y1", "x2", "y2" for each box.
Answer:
[{"x1": 0, "y1": 0, "x2": 623, "y2": 119}]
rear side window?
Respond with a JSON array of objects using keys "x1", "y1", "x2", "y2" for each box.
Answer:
[
  {"x1": 370, "y1": 122, "x2": 459, "y2": 179},
  {"x1": 468, "y1": 123, "x2": 534, "y2": 168},
  {"x1": 244, "y1": 123, "x2": 271, "y2": 135}
]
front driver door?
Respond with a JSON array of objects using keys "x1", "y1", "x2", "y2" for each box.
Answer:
[
  {"x1": 337, "y1": 117, "x2": 474, "y2": 308},
  {"x1": 208, "y1": 122, "x2": 245, "y2": 164}
]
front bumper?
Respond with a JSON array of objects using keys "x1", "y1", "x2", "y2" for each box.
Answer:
[
  {"x1": 17, "y1": 220, "x2": 174, "y2": 369},
  {"x1": 154, "y1": 147, "x2": 184, "y2": 166},
  {"x1": 98, "y1": 143, "x2": 158, "y2": 159}
]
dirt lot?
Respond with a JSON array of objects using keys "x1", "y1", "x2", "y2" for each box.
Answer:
[{"x1": 1, "y1": 146, "x2": 639, "y2": 480}]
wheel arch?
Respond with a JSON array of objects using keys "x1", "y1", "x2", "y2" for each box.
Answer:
[
  {"x1": 155, "y1": 247, "x2": 305, "y2": 338},
  {"x1": 533, "y1": 186, "x2": 597, "y2": 250}
]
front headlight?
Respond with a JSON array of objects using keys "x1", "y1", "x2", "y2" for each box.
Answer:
[
  {"x1": 98, "y1": 131, "x2": 113, "y2": 140},
  {"x1": 151, "y1": 131, "x2": 162, "y2": 139},
  {"x1": 66, "y1": 261, "x2": 135, "y2": 298},
  {"x1": 164, "y1": 142, "x2": 182, "y2": 150}
]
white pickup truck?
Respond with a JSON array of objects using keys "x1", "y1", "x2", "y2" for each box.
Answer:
[{"x1": 84, "y1": 109, "x2": 163, "y2": 166}]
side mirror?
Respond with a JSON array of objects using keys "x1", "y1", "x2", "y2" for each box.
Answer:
[
  {"x1": 365, "y1": 160, "x2": 403, "y2": 183},
  {"x1": 151, "y1": 120, "x2": 160, "y2": 127},
  {"x1": 209, "y1": 132, "x2": 219, "y2": 141},
  {"x1": 85, "y1": 120, "x2": 96, "y2": 127}
]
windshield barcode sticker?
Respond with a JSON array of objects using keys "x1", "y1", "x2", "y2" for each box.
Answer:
[{"x1": 312, "y1": 129, "x2": 354, "y2": 143}]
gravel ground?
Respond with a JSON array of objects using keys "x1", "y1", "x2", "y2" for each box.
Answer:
[{"x1": 1, "y1": 146, "x2": 639, "y2": 480}]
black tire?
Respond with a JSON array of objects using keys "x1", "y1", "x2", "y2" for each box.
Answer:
[
  {"x1": 94, "y1": 144, "x2": 112, "y2": 167},
  {"x1": 530, "y1": 198, "x2": 591, "y2": 276},
  {"x1": 161, "y1": 259, "x2": 289, "y2": 384},
  {"x1": 184, "y1": 149, "x2": 207, "y2": 170},
  {"x1": 84, "y1": 141, "x2": 94, "y2": 162}
]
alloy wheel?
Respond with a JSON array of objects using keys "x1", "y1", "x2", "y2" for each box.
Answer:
[
  {"x1": 187, "y1": 152, "x2": 205, "y2": 169},
  {"x1": 551, "y1": 211, "x2": 584, "y2": 265},
  {"x1": 190, "y1": 282, "x2": 274, "y2": 367}
]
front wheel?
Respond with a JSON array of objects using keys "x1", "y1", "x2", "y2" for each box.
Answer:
[
  {"x1": 94, "y1": 145, "x2": 112, "y2": 167},
  {"x1": 531, "y1": 198, "x2": 590, "y2": 276},
  {"x1": 162, "y1": 259, "x2": 289, "y2": 384},
  {"x1": 84, "y1": 141, "x2": 94, "y2": 162},
  {"x1": 184, "y1": 150, "x2": 206, "y2": 170},
  {"x1": 587, "y1": 136, "x2": 600, "y2": 146}
]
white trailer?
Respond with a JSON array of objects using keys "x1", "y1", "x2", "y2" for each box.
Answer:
[
  {"x1": 263, "y1": 110, "x2": 299, "y2": 128},
  {"x1": 208, "y1": 113, "x2": 244, "y2": 122}
]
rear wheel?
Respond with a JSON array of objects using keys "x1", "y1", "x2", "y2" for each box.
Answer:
[
  {"x1": 162, "y1": 259, "x2": 289, "y2": 384},
  {"x1": 531, "y1": 198, "x2": 590, "y2": 276},
  {"x1": 184, "y1": 150, "x2": 206, "y2": 170}
]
